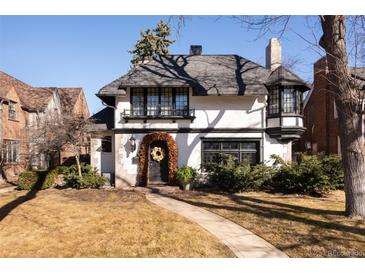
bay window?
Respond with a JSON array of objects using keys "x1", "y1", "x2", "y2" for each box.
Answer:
[{"x1": 267, "y1": 86, "x2": 303, "y2": 116}]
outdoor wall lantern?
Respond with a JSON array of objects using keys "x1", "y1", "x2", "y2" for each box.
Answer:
[{"x1": 129, "y1": 135, "x2": 136, "y2": 152}]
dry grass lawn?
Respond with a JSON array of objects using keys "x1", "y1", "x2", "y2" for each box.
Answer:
[
  {"x1": 0, "y1": 189, "x2": 234, "y2": 258},
  {"x1": 170, "y1": 190, "x2": 365, "y2": 258}
]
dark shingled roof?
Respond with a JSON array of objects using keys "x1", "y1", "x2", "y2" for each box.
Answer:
[
  {"x1": 98, "y1": 55, "x2": 310, "y2": 97},
  {"x1": 90, "y1": 107, "x2": 114, "y2": 130},
  {"x1": 265, "y1": 66, "x2": 311, "y2": 89}
]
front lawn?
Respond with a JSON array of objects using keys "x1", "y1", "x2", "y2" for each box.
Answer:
[
  {"x1": 170, "y1": 190, "x2": 365, "y2": 258},
  {"x1": 0, "y1": 189, "x2": 234, "y2": 258}
]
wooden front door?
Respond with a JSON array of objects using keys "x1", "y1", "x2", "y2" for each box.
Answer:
[{"x1": 148, "y1": 141, "x2": 169, "y2": 183}]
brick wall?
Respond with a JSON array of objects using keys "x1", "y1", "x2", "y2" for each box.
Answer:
[{"x1": 296, "y1": 57, "x2": 340, "y2": 155}]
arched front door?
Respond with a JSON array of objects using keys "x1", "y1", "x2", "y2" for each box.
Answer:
[
  {"x1": 148, "y1": 141, "x2": 169, "y2": 183},
  {"x1": 137, "y1": 132, "x2": 178, "y2": 187}
]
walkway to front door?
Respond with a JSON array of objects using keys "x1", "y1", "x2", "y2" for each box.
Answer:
[{"x1": 145, "y1": 191, "x2": 288, "y2": 258}]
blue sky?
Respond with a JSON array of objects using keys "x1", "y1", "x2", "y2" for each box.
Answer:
[{"x1": 0, "y1": 16, "x2": 323, "y2": 114}]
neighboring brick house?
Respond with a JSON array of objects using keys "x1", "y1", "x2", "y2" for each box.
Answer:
[
  {"x1": 0, "y1": 71, "x2": 90, "y2": 183},
  {"x1": 296, "y1": 57, "x2": 365, "y2": 155},
  {"x1": 57, "y1": 87, "x2": 90, "y2": 164}
]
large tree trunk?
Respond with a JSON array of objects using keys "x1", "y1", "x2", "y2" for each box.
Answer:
[{"x1": 320, "y1": 15, "x2": 365, "y2": 217}]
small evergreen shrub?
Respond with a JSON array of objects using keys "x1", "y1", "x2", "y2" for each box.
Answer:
[
  {"x1": 177, "y1": 166, "x2": 198, "y2": 183},
  {"x1": 207, "y1": 157, "x2": 274, "y2": 192},
  {"x1": 60, "y1": 163, "x2": 106, "y2": 189},
  {"x1": 18, "y1": 169, "x2": 57, "y2": 190}
]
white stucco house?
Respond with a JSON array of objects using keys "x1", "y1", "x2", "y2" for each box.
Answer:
[{"x1": 90, "y1": 38, "x2": 310, "y2": 187}]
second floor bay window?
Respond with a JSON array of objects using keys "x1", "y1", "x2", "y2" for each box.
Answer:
[
  {"x1": 267, "y1": 86, "x2": 303, "y2": 117},
  {"x1": 130, "y1": 87, "x2": 190, "y2": 117}
]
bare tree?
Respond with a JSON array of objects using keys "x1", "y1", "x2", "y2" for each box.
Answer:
[{"x1": 27, "y1": 110, "x2": 92, "y2": 178}]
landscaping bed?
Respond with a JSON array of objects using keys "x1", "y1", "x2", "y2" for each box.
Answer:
[
  {"x1": 0, "y1": 189, "x2": 234, "y2": 258},
  {"x1": 169, "y1": 190, "x2": 365, "y2": 258}
]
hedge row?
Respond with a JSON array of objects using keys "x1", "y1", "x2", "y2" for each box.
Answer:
[
  {"x1": 17, "y1": 164, "x2": 106, "y2": 190},
  {"x1": 205, "y1": 154, "x2": 344, "y2": 196}
]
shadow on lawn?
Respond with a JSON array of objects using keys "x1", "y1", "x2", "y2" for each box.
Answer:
[
  {"x1": 170, "y1": 192, "x2": 365, "y2": 237},
  {"x1": 0, "y1": 176, "x2": 44, "y2": 222}
]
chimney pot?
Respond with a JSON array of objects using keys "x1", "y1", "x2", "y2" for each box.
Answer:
[
  {"x1": 190, "y1": 45, "x2": 202, "y2": 55},
  {"x1": 266, "y1": 38, "x2": 282, "y2": 70}
]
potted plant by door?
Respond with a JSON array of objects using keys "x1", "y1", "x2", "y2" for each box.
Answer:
[{"x1": 177, "y1": 166, "x2": 198, "y2": 190}]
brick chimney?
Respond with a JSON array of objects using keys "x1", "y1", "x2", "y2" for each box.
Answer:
[{"x1": 266, "y1": 38, "x2": 282, "y2": 70}]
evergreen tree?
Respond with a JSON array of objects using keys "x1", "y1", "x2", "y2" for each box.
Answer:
[{"x1": 129, "y1": 20, "x2": 175, "y2": 65}]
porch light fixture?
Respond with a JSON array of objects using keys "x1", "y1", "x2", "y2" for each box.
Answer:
[{"x1": 129, "y1": 135, "x2": 136, "y2": 152}]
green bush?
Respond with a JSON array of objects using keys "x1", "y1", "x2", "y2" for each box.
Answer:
[
  {"x1": 18, "y1": 169, "x2": 57, "y2": 190},
  {"x1": 177, "y1": 166, "x2": 198, "y2": 183},
  {"x1": 321, "y1": 154, "x2": 344, "y2": 190},
  {"x1": 207, "y1": 157, "x2": 275, "y2": 192},
  {"x1": 59, "y1": 163, "x2": 106, "y2": 189},
  {"x1": 205, "y1": 153, "x2": 344, "y2": 196},
  {"x1": 65, "y1": 174, "x2": 106, "y2": 189},
  {"x1": 269, "y1": 154, "x2": 340, "y2": 196}
]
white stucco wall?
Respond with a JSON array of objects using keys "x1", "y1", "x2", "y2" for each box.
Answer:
[
  {"x1": 91, "y1": 88, "x2": 295, "y2": 188},
  {"x1": 114, "y1": 88, "x2": 266, "y2": 130},
  {"x1": 111, "y1": 131, "x2": 289, "y2": 187}
]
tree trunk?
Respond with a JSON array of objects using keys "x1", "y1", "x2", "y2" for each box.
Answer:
[
  {"x1": 320, "y1": 15, "x2": 365, "y2": 217},
  {"x1": 75, "y1": 154, "x2": 82, "y2": 178}
]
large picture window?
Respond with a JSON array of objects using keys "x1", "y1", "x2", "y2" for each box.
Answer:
[
  {"x1": 202, "y1": 140, "x2": 260, "y2": 166},
  {"x1": 131, "y1": 87, "x2": 189, "y2": 116}
]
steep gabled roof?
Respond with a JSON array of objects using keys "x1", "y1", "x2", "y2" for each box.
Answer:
[
  {"x1": 98, "y1": 55, "x2": 273, "y2": 96},
  {"x1": 18, "y1": 87, "x2": 55, "y2": 111},
  {"x1": 0, "y1": 71, "x2": 31, "y2": 100},
  {"x1": 54, "y1": 87, "x2": 83, "y2": 112},
  {"x1": 0, "y1": 70, "x2": 87, "y2": 113},
  {"x1": 265, "y1": 66, "x2": 311, "y2": 89}
]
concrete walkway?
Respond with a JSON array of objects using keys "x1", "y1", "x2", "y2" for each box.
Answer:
[
  {"x1": 0, "y1": 186, "x2": 17, "y2": 194},
  {"x1": 146, "y1": 193, "x2": 288, "y2": 258}
]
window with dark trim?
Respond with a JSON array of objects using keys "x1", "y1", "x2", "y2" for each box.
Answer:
[
  {"x1": 267, "y1": 86, "x2": 303, "y2": 116},
  {"x1": 101, "y1": 136, "x2": 112, "y2": 153},
  {"x1": 268, "y1": 87, "x2": 280, "y2": 115},
  {"x1": 202, "y1": 140, "x2": 260, "y2": 166},
  {"x1": 282, "y1": 87, "x2": 295, "y2": 113},
  {"x1": 131, "y1": 88, "x2": 145, "y2": 116},
  {"x1": 9, "y1": 102, "x2": 16, "y2": 120},
  {"x1": 131, "y1": 87, "x2": 189, "y2": 116},
  {"x1": 1, "y1": 139, "x2": 19, "y2": 163}
]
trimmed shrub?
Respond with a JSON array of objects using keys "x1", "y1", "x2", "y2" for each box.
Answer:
[
  {"x1": 65, "y1": 174, "x2": 106, "y2": 189},
  {"x1": 18, "y1": 169, "x2": 57, "y2": 190},
  {"x1": 269, "y1": 154, "x2": 335, "y2": 196},
  {"x1": 177, "y1": 166, "x2": 198, "y2": 184},
  {"x1": 60, "y1": 163, "x2": 106, "y2": 189},
  {"x1": 207, "y1": 157, "x2": 275, "y2": 192}
]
